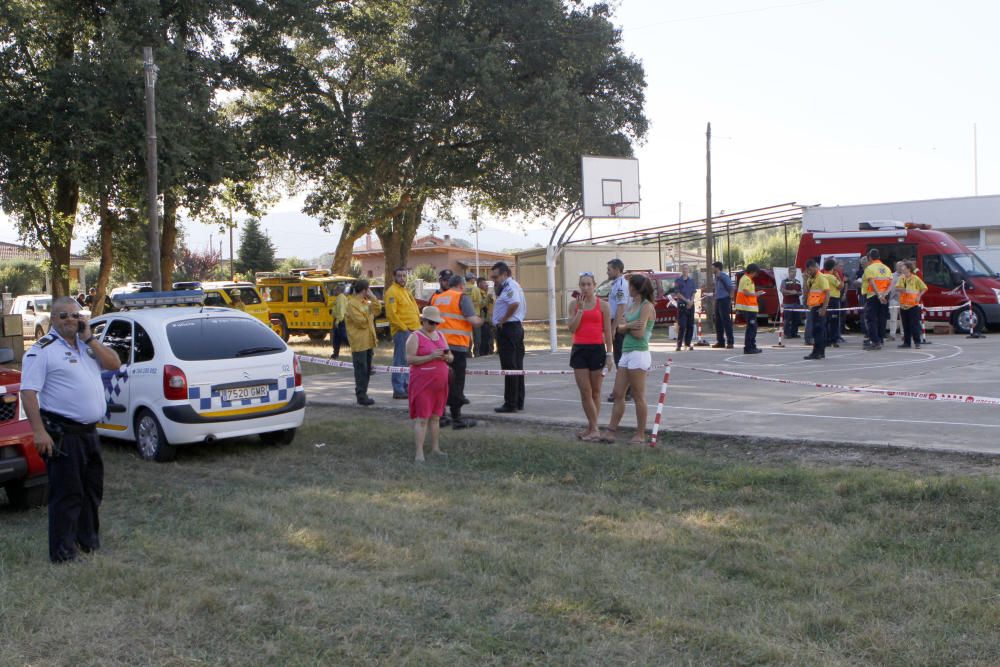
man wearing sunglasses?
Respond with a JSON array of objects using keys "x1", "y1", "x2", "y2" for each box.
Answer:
[{"x1": 20, "y1": 296, "x2": 121, "y2": 563}]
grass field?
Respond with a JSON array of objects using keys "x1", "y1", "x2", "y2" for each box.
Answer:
[{"x1": 4, "y1": 405, "x2": 1000, "y2": 666}]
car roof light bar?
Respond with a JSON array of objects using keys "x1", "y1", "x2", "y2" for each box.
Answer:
[{"x1": 111, "y1": 290, "x2": 205, "y2": 309}]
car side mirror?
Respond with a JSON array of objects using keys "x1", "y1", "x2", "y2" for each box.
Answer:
[{"x1": 0, "y1": 348, "x2": 13, "y2": 364}]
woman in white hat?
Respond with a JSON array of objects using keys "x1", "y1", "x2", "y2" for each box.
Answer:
[{"x1": 405, "y1": 305, "x2": 453, "y2": 462}]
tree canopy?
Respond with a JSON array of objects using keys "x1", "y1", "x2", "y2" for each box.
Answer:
[{"x1": 235, "y1": 218, "x2": 276, "y2": 277}]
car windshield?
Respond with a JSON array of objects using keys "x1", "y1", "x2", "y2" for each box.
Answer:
[
  {"x1": 166, "y1": 317, "x2": 286, "y2": 361},
  {"x1": 944, "y1": 253, "x2": 995, "y2": 278},
  {"x1": 36, "y1": 298, "x2": 51, "y2": 312}
]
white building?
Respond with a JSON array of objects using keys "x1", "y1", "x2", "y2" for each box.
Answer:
[{"x1": 802, "y1": 194, "x2": 1000, "y2": 269}]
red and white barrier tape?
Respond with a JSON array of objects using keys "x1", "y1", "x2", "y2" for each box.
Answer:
[
  {"x1": 299, "y1": 354, "x2": 671, "y2": 376},
  {"x1": 649, "y1": 360, "x2": 673, "y2": 448},
  {"x1": 783, "y1": 301, "x2": 970, "y2": 315},
  {"x1": 686, "y1": 365, "x2": 1000, "y2": 407}
]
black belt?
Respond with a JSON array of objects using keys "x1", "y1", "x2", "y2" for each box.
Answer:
[
  {"x1": 499, "y1": 321, "x2": 523, "y2": 327},
  {"x1": 40, "y1": 410, "x2": 97, "y2": 435}
]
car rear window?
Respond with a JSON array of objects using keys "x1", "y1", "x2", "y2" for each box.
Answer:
[{"x1": 166, "y1": 317, "x2": 286, "y2": 361}]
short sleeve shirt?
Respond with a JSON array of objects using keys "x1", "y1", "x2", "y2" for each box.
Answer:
[
  {"x1": 20, "y1": 331, "x2": 110, "y2": 424},
  {"x1": 492, "y1": 278, "x2": 526, "y2": 325},
  {"x1": 607, "y1": 275, "x2": 628, "y2": 319}
]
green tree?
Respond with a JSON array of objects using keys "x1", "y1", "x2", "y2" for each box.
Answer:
[
  {"x1": 241, "y1": 0, "x2": 646, "y2": 281},
  {"x1": 411, "y1": 263, "x2": 438, "y2": 282},
  {"x1": 0, "y1": 261, "x2": 46, "y2": 296},
  {"x1": 235, "y1": 219, "x2": 276, "y2": 277}
]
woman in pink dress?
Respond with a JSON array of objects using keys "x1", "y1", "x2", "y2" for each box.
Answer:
[{"x1": 405, "y1": 306, "x2": 453, "y2": 462}]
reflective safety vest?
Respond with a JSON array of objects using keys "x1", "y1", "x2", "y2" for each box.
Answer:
[
  {"x1": 863, "y1": 260, "x2": 893, "y2": 295},
  {"x1": 430, "y1": 288, "x2": 472, "y2": 347},
  {"x1": 821, "y1": 270, "x2": 842, "y2": 299},
  {"x1": 734, "y1": 275, "x2": 758, "y2": 313},
  {"x1": 806, "y1": 273, "x2": 829, "y2": 307},
  {"x1": 897, "y1": 275, "x2": 926, "y2": 309}
]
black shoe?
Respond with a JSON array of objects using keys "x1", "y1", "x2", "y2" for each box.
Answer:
[
  {"x1": 452, "y1": 418, "x2": 477, "y2": 429},
  {"x1": 711, "y1": 343, "x2": 725, "y2": 349},
  {"x1": 914, "y1": 344, "x2": 921, "y2": 349},
  {"x1": 897, "y1": 344, "x2": 911, "y2": 349},
  {"x1": 686, "y1": 346, "x2": 694, "y2": 351},
  {"x1": 726, "y1": 344, "x2": 734, "y2": 349},
  {"x1": 494, "y1": 405, "x2": 517, "y2": 413},
  {"x1": 517, "y1": 405, "x2": 524, "y2": 411},
  {"x1": 675, "y1": 346, "x2": 682, "y2": 351},
  {"x1": 744, "y1": 349, "x2": 763, "y2": 354},
  {"x1": 439, "y1": 415, "x2": 452, "y2": 428},
  {"x1": 606, "y1": 393, "x2": 615, "y2": 403},
  {"x1": 330, "y1": 354, "x2": 339, "y2": 359},
  {"x1": 803, "y1": 354, "x2": 824, "y2": 360},
  {"x1": 832, "y1": 342, "x2": 839, "y2": 348},
  {"x1": 866, "y1": 344, "x2": 882, "y2": 351},
  {"x1": 461, "y1": 397, "x2": 470, "y2": 406},
  {"x1": 357, "y1": 396, "x2": 375, "y2": 406},
  {"x1": 392, "y1": 392, "x2": 408, "y2": 399}
]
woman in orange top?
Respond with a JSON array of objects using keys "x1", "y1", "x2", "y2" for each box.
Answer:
[
  {"x1": 567, "y1": 272, "x2": 614, "y2": 442},
  {"x1": 896, "y1": 261, "x2": 927, "y2": 349}
]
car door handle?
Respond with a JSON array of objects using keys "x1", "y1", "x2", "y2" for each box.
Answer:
[{"x1": 106, "y1": 402, "x2": 127, "y2": 413}]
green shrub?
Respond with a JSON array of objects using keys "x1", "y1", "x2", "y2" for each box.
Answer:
[{"x1": 0, "y1": 261, "x2": 46, "y2": 296}]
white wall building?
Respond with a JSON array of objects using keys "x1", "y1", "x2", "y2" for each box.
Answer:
[{"x1": 802, "y1": 195, "x2": 1000, "y2": 269}]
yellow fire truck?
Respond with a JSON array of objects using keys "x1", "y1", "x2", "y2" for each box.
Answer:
[{"x1": 256, "y1": 269, "x2": 387, "y2": 342}]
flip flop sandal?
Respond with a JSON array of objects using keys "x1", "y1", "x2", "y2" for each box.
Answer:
[
  {"x1": 580, "y1": 432, "x2": 603, "y2": 443},
  {"x1": 598, "y1": 428, "x2": 618, "y2": 444}
]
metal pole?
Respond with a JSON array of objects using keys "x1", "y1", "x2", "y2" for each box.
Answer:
[
  {"x1": 705, "y1": 123, "x2": 713, "y2": 274},
  {"x1": 657, "y1": 234, "x2": 662, "y2": 271},
  {"x1": 676, "y1": 201, "x2": 682, "y2": 269},
  {"x1": 784, "y1": 223, "x2": 789, "y2": 266},
  {"x1": 143, "y1": 47, "x2": 162, "y2": 291},
  {"x1": 229, "y1": 207, "x2": 235, "y2": 281},
  {"x1": 473, "y1": 210, "x2": 480, "y2": 278}
]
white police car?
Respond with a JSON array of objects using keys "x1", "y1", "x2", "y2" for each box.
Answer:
[{"x1": 90, "y1": 291, "x2": 305, "y2": 461}]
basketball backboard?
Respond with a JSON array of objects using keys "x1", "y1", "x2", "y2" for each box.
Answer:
[{"x1": 581, "y1": 155, "x2": 640, "y2": 219}]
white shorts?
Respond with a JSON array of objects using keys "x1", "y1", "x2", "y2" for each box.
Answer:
[{"x1": 618, "y1": 350, "x2": 651, "y2": 371}]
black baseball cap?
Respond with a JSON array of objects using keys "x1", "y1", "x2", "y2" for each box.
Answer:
[{"x1": 438, "y1": 269, "x2": 454, "y2": 280}]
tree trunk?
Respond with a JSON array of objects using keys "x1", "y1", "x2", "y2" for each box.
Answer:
[
  {"x1": 330, "y1": 223, "x2": 368, "y2": 275},
  {"x1": 93, "y1": 187, "x2": 114, "y2": 316},
  {"x1": 160, "y1": 189, "x2": 178, "y2": 287},
  {"x1": 49, "y1": 173, "x2": 79, "y2": 297},
  {"x1": 376, "y1": 199, "x2": 424, "y2": 284}
]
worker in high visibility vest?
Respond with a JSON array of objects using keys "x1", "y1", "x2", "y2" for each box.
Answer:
[
  {"x1": 861, "y1": 248, "x2": 893, "y2": 350},
  {"x1": 896, "y1": 260, "x2": 928, "y2": 349},
  {"x1": 430, "y1": 273, "x2": 482, "y2": 429},
  {"x1": 734, "y1": 263, "x2": 763, "y2": 354},
  {"x1": 803, "y1": 259, "x2": 831, "y2": 360},
  {"x1": 821, "y1": 258, "x2": 843, "y2": 348}
]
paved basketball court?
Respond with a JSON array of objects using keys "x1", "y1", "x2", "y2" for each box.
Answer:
[{"x1": 304, "y1": 328, "x2": 1000, "y2": 454}]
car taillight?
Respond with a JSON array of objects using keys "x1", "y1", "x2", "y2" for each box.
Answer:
[
  {"x1": 293, "y1": 356, "x2": 302, "y2": 387},
  {"x1": 163, "y1": 365, "x2": 188, "y2": 400}
]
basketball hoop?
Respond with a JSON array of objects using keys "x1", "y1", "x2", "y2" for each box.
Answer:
[{"x1": 608, "y1": 201, "x2": 639, "y2": 217}]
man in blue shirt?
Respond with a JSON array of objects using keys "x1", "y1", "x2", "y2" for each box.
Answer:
[
  {"x1": 490, "y1": 261, "x2": 527, "y2": 413},
  {"x1": 605, "y1": 258, "x2": 631, "y2": 402},
  {"x1": 673, "y1": 264, "x2": 697, "y2": 351},
  {"x1": 711, "y1": 261, "x2": 735, "y2": 348},
  {"x1": 21, "y1": 296, "x2": 122, "y2": 562}
]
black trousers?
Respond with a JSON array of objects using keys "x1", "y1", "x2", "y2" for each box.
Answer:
[
  {"x1": 901, "y1": 307, "x2": 922, "y2": 346},
  {"x1": 612, "y1": 331, "x2": 625, "y2": 366},
  {"x1": 864, "y1": 296, "x2": 889, "y2": 345},
  {"x1": 783, "y1": 307, "x2": 802, "y2": 338},
  {"x1": 742, "y1": 313, "x2": 758, "y2": 351},
  {"x1": 44, "y1": 424, "x2": 103, "y2": 563},
  {"x1": 715, "y1": 298, "x2": 734, "y2": 346},
  {"x1": 827, "y1": 297, "x2": 841, "y2": 343},
  {"x1": 448, "y1": 349, "x2": 468, "y2": 417},
  {"x1": 479, "y1": 322, "x2": 494, "y2": 356},
  {"x1": 676, "y1": 305, "x2": 695, "y2": 346},
  {"x1": 497, "y1": 321, "x2": 525, "y2": 409},
  {"x1": 331, "y1": 322, "x2": 348, "y2": 357},
  {"x1": 352, "y1": 349, "x2": 373, "y2": 399},
  {"x1": 810, "y1": 307, "x2": 827, "y2": 357}
]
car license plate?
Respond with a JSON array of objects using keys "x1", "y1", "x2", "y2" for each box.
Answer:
[{"x1": 221, "y1": 385, "x2": 268, "y2": 402}]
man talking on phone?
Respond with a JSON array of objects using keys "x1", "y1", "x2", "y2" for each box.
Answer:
[{"x1": 20, "y1": 296, "x2": 121, "y2": 563}]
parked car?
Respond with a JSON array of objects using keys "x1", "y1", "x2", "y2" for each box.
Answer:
[
  {"x1": 90, "y1": 291, "x2": 306, "y2": 462},
  {"x1": 10, "y1": 294, "x2": 52, "y2": 339},
  {"x1": 595, "y1": 270, "x2": 681, "y2": 326},
  {"x1": 796, "y1": 222, "x2": 1000, "y2": 333},
  {"x1": 0, "y1": 347, "x2": 46, "y2": 508},
  {"x1": 172, "y1": 281, "x2": 270, "y2": 328},
  {"x1": 256, "y1": 269, "x2": 356, "y2": 342}
]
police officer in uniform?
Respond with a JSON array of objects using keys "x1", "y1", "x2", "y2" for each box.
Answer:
[
  {"x1": 21, "y1": 296, "x2": 122, "y2": 563},
  {"x1": 491, "y1": 261, "x2": 527, "y2": 413}
]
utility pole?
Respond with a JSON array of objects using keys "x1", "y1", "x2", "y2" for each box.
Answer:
[
  {"x1": 143, "y1": 47, "x2": 162, "y2": 291},
  {"x1": 973, "y1": 123, "x2": 979, "y2": 196},
  {"x1": 705, "y1": 122, "x2": 714, "y2": 276},
  {"x1": 472, "y1": 209, "x2": 481, "y2": 278},
  {"x1": 676, "y1": 201, "x2": 682, "y2": 269},
  {"x1": 229, "y1": 201, "x2": 235, "y2": 281}
]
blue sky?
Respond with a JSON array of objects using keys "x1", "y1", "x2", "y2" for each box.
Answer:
[{"x1": 2, "y1": 0, "x2": 998, "y2": 260}]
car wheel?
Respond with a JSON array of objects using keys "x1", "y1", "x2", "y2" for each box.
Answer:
[
  {"x1": 951, "y1": 304, "x2": 985, "y2": 335},
  {"x1": 307, "y1": 331, "x2": 327, "y2": 342},
  {"x1": 272, "y1": 316, "x2": 289, "y2": 342},
  {"x1": 34, "y1": 325, "x2": 45, "y2": 339},
  {"x1": 260, "y1": 428, "x2": 296, "y2": 446},
  {"x1": 4, "y1": 480, "x2": 47, "y2": 509},
  {"x1": 135, "y1": 409, "x2": 177, "y2": 462}
]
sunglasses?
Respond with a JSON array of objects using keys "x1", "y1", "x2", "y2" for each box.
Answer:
[
  {"x1": 422, "y1": 320, "x2": 440, "y2": 326},
  {"x1": 579, "y1": 271, "x2": 594, "y2": 277},
  {"x1": 56, "y1": 312, "x2": 82, "y2": 320}
]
